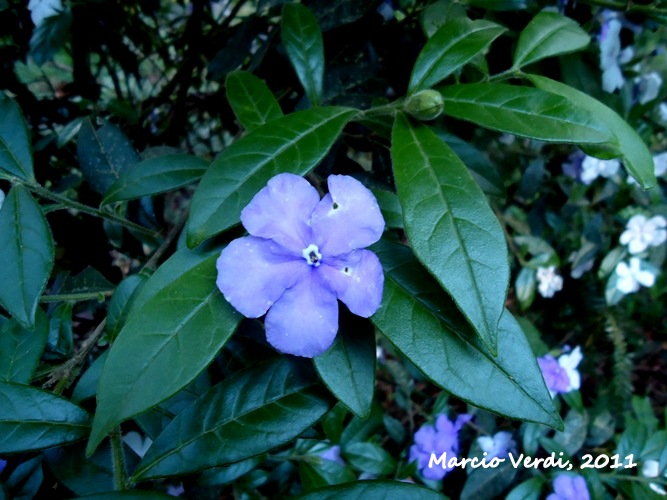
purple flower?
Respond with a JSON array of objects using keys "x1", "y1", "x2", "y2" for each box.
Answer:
[
  {"x1": 0, "y1": 458, "x2": 6, "y2": 474},
  {"x1": 538, "y1": 347, "x2": 583, "y2": 396},
  {"x1": 409, "y1": 414, "x2": 472, "y2": 480},
  {"x1": 319, "y1": 445, "x2": 345, "y2": 466},
  {"x1": 216, "y1": 173, "x2": 385, "y2": 358},
  {"x1": 547, "y1": 474, "x2": 590, "y2": 500}
]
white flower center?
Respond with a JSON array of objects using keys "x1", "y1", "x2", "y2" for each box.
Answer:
[{"x1": 302, "y1": 244, "x2": 322, "y2": 267}]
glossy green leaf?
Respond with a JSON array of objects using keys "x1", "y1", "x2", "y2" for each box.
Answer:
[
  {"x1": 0, "y1": 186, "x2": 54, "y2": 328},
  {"x1": 513, "y1": 11, "x2": 590, "y2": 69},
  {"x1": 441, "y1": 84, "x2": 614, "y2": 144},
  {"x1": 105, "y1": 274, "x2": 148, "y2": 342},
  {"x1": 187, "y1": 107, "x2": 356, "y2": 247},
  {"x1": 102, "y1": 154, "x2": 208, "y2": 204},
  {"x1": 505, "y1": 477, "x2": 544, "y2": 500},
  {"x1": 372, "y1": 189, "x2": 403, "y2": 229},
  {"x1": 371, "y1": 240, "x2": 562, "y2": 429},
  {"x1": 314, "y1": 318, "x2": 375, "y2": 418},
  {"x1": 527, "y1": 74, "x2": 656, "y2": 189},
  {"x1": 461, "y1": 461, "x2": 517, "y2": 500},
  {"x1": 343, "y1": 442, "x2": 395, "y2": 475},
  {"x1": 77, "y1": 119, "x2": 140, "y2": 195},
  {"x1": 86, "y1": 250, "x2": 242, "y2": 456},
  {"x1": 0, "y1": 381, "x2": 91, "y2": 453},
  {"x1": 0, "y1": 309, "x2": 48, "y2": 384},
  {"x1": 515, "y1": 267, "x2": 536, "y2": 310},
  {"x1": 0, "y1": 93, "x2": 34, "y2": 181},
  {"x1": 131, "y1": 358, "x2": 332, "y2": 480},
  {"x1": 282, "y1": 3, "x2": 324, "y2": 106},
  {"x1": 299, "y1": 459, "x2": 356, "y2": 491},
  {"x1": 72, "y1": 350, "x2": 108, "y2": 402},
  {"x1": 77, "y1": 493, "x2": 173, "y2": 499},
  {"x1": 5, "y1": 455, "x2": 42, "y2": 499},
  {"x1": 392, "y1": 113, "x2": 508, "y2": 353},
  {"x1": 45, "y1": 302, "x2": 74, "y2": 359},
  {"x1": 297, "y1": 480, "x2": 447, "y2": 500},
  {"x1": 226, "y1": 70, "x2": 283, "y2": 131},
  {"x1": 408, "y1": 18, "x2": 506, "y2": 94}
]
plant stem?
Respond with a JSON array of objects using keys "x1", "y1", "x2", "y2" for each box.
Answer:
[
  {"x1": 12, "y1": 178, "x2": 162, "y2": 239},
  {"x1": 110, "y1": 427, "x2": 128, "y2": 490},
  {"x1": 358, "y1": 99, "x2": 404, "y2": 119},
  {"x1": 40, "y1": 290, "x2": 114, "y2": 303}
]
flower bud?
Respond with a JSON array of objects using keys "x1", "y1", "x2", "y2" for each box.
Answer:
[{"x1": 403, "y1": 89, "x2": 444, "y2": 121}]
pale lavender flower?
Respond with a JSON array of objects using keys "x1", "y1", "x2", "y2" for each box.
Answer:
[
  {"x1": 0, "y1": 458, "x2": 6, "y2": 473},
  {"x1": 536, "y1": 266, "x2": 564, "y2": 298},
  {"x1": 637, "y1": 72, "x2": 663, "y2": 105},
  {"x1": 654, "y1": 153, "x2": 667, "y2": 177},
  {"x1": 547, "y1": 474, "x2": 590, "y2": 500},
  {"x1": 319, "y1": 445, "x2": 345, "y2": 466},
  {"x1": 409, "y1": 414, "x2": 472, "y2": 480},
  {"x1": 615, "y1": 257, "x2": 656, "y2": 293},
  {"x1": 122, "y1": 431, "x2": 152, "y2": 458},
  {"x1": 376, "y1": 0, "x2": 394, "y2": 21},
  {"x1": 660, "y1": 103, "x2": 667, "y2": 122},
  {"x1": 538, "y1": 347, "x2": 583, "y2": 396},
  {"x1": 166, "y1": 483, "x2": 185, "y2": 497},
  {"x1": 216, "y1": 173, "x2": 385, "y2": 358},
  {"x1": 620, "y1": 215, "x2": 667, "y2": 254},
  {"x1": 477, "y1": 431, "x2": 515, "y2": 459},
  {"x1": 27, "y1": 0, "x2": 62, "y2": 26},
  {"x1": 580, "y1": 156, "x2": 620, "y2": 184},
  {"x1": 599, "y1": 17, "x2": 634, "y2": 93},
  {"x1": 642, "y1": 459, "x2": 667, "y2": 495}
]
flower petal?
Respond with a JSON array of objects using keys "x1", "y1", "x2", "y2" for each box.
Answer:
[
  {"x1": 240, "y1": 173, "x2": 319, "y2": 253},
  {"x1": 310, "y1": 175, "x2": 385, "y2": 256},
  {"x1": 216, "y1": 236, "x2": 306, "y2": 318},
  {"x1": 264, "y1": 271, "x2": 339, "y2": 357},
  {"x1": 320, "y1": 250, "x2": 384, "y2": 317}
]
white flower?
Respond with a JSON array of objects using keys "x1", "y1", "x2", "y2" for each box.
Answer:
[
  {"x1": 615, "y1": 257, "x2": 656, "y2": 294},
  {"x1": 580, "y1": 156, "x2": 620, "y2": 184},
  {"x1": 27, "y1": 0, "x2": 62, "y2": 27},
  {"x1": 122, "y1": 431, "x2": 153, "y2": 458},
  {"x1": 620, "y1": 215, "x2": 667, "y2": 254},
  {"x1": 0, "y1": 189, "x2": 5, "y2": 211},
  {"x1": 559, "y1": 346, "x2": 583, "y2": 392},
  {"x1": 637, "y1": 72, "x2": 663, "y2": 105},
  {"x1": 641, "y1": 459, "x2": 667, "y2": 495},
  {"x1": 599, "y1": 18, "x2": 634, "y2": 93},
  {"x1": 477, "y1": 431, "x2": 515, "y2": 459},
  {"x1": 536, "y1": 266, "x2": 564, "y2": 298},
  {"x1": 655, "y1": 152, "x2": 667, "y2": 177},
  {"x1": 660, "y1": 103, "x2": 667, "y2": 122}
]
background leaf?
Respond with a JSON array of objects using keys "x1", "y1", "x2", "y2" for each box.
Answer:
[
  {"x1": 441, "y1": 84, "x2": 614, "y2": 144},
  {"x1": 0, "y1": 93, "x2": 34, "y2": 181},
  {"x1": 371, "y1": 240, "x2": 561, "y2": 428},
  {"x1": 408, "y1": 18, "x2": 506, "y2": 94},
  {"x1": 0, "y1": 185, "x2": 54, "y2": 328},
  {"x1": 87, "y1": 250, "x2": 241, "y2": 456},
  {"x1": 297, "y1": 480, "x2": 446, "y2": 499},
  {"x1": 77, "y1": 119, "x2": 140, "y2": 195},
  {"x1": 512, "y1": 11, "x2": 590, "y2": 69},
  {"x1": 226, "y1": 70, "x2": 284, "y2": 131},
  {"x1": 103, "y1": 154, "x2": 208, "y2": 204},
  {"x1": 314, "y1": 315, "x2": 375, "y2": 418},
  {"x1": 282, "y1": 3, "x2": 325, "y2": 106},
  {"x1": 131, "y1": 358, "x2": 332, "y2": 480},
  {"x1": 105, "y1": 274, "x2": 148, "y2": 343},
  {"x1": 0, "y1": 309, "x2": 49, "y2": 384},
  {"x1": 186, "y1": 107, "x2": 356, "y2": 247},
  {"x1": 527, "y1": 74, "x2": 657, "y2": 189},
  {"x1": 0, "y1": 381, "x2": 91, "y2": 453},
  {"x1": 392, "y1": 113, "x2": 508, "y2": 353}
]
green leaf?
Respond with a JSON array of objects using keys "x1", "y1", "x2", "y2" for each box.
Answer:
[
  {"x1": 505, "y1": 477, "x2": 544, "y2": 500},
  {"x1": 282, "y1": 3, "x2": 325, "y2": 106},
  {"x1": 0, "y1": 186, "x2": 54, "y2": 328},
  {"x1": 553, "y1": 409, "x2": 589, "y2": 456},
  {"x1": 105, "y1": 274, "x2": 148, "y2": 343},
  {"x1": 371, "y1": 189, "x2": 403, "y2": 229},
  {"x1": 515, "y1": 267, "x2": 536, "y2": 310},
  {"x1": 314, "y1": 318, "x2": 375, "y2": 419},
  {"x1": 0, "y1": 381, "x2": 91, "y2": 453},
  {"x1": 461, "y1": 461, "x2": 518, "y2": 500},
  {"x1": 0, "y1": 309, "x2": 48, "y2": 384},
  {"x1": 392, "y1": 113, "x2": 508, "y2": 353},
  {"x1": 29, "y1": 10, "x2": 72, "y2": 65},
  {"x1": 131, "y1": 358, "x2": 332, "y2": 480},
  {"x1": 343, "y1": 442, "x2": 395, "y2": 475},
  {"x1": 86, "y1": 250, "x2": 242, "y2": 456},
  {"x1": 297, "y1": 480, "x2": 447, "y2": 500},
  {"x1": 102, "y1": 154, "x2": 208, "y2": 204},
  {"x1": 45, "y1": 302, "x2": 74, "y2": 359},
  {"x1": 371, "y1": 240, "x2": 562, "y2": 429},
  {"x1": 226, "y1": 70, "x2": 284, "y2": 132},
  {"x1": 72, "y1": 351, "x2": 108, "y2": 402},
  {"x1": 512, "y1": 11, "x2": 590, "y2": 69},
  {"x1": 77, "y1": 119, "x2": 140, "y2": 195},
  {"x1": 408, "y1": 18, "x2": 506, "y2": 94},
  {"x1": 77, "y1": 493, "x2": 174, "y2": 499},
  {"x1": 0, "y1": 93, "x2": 34, "y2": 181},
  {"x1": 299, "y1": 459, "x2": 356, "y2": 491},
  {"x1": 186, "y1": 107, "x2": 356, "y2": 247},
  {"x1": 440, "y1": 84, "x2": 614, "y2": 144},
  {"x1": 527, "y1": 74, "x2": 656, "y2": 189},
  {"x1": 44, "y1": 442, "x2": 118, "y2": 496}
]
